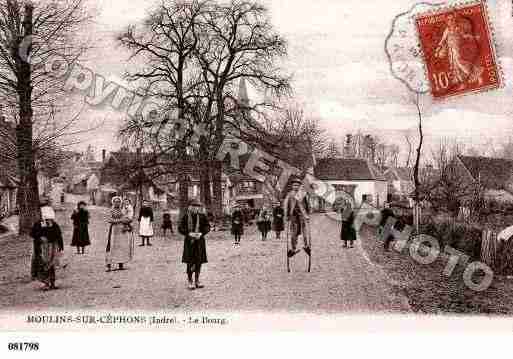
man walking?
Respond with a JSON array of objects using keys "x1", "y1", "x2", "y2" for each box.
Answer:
[{"x1": 283, "y1": 177, "x2": 311, "y2": 258}]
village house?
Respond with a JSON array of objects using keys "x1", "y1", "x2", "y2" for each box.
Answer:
[
  {"x1": 451, "y1": 155, "x2": 513, "y2": 204},
  {"x1": 0, "y1": 117, "x2": 17, "y2": 215},
  {"x1": 383, "y1": 167, "x2": 414, "y2": 201},
  {"x1": 314, "y1": 158, "x2": 388, "y2": 210},
  {"x1": 99, "y1": 149, "x2": 188, "y2": 208},
  {"x1": 0, "y1": 173, "x2": 17, "y2": 217},
  {"x1": 0, "y1": 116, "x2": 56, "y2": 214},
  {"x1": 221, "y1": 79, "x2": 316, "y2": 210}
]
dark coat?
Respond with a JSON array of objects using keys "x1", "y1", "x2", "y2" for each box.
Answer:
[
  {"x1": 341, "y1": 211, "x2": 357, "y2": 242},
  {"x1": 272, "y1": 207, "x2": 284, "y2": 232},
  {"x1": 231, "y1": 210, "x2": 244, "y2": 235},
  {"x1": 257, "y1": 209, "x2": 272, "y2": 233},
  {"x1": 179, "y1": 211, "x2": 210, "y2": 264},
  {"x1": 31, "y1": 221, "x2": 64, "y2": 251},
  {"x1": 71, "y1": 209, "x2": 90, "y2": 247}
]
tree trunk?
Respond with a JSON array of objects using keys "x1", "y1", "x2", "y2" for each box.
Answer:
[
  {"x1": 15, "y1": 4, "x2": 39, "y2": 236},
  {"x1": 178, "y1": 171, "x2": 189, "y2": 222},
  {"x1": 412, "y1": 96, "x2": 423, "y2": 233},
  {"x1": 199, "y1": 141, "x2": 212, "y2": 215},
  {"x1": 211, "y1": 92, "x2": 224, "y2": 222},
  {"x1": 211, "y1": 162, "x2": 222, "y2": 222},
  {"x1": 199, "y1": 165, "x2": 212, "y2": 213}
]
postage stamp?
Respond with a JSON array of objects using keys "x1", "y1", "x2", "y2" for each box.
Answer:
[{"x1": 415, "y1": 1, "x2": 501, "y2": 100}]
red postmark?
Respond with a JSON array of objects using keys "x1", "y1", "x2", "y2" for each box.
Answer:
[{"x1": 416, "y1": 2, "x2": 500, "y2": 100}]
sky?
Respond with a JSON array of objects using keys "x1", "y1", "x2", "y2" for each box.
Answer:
[{"x1": 71, "y1": 0, "x2": 513, "y2": 164}]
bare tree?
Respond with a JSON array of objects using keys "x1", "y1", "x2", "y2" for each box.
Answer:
[
  {"x1": 388, "y1": 144, "x2": 400, "y2": 168},
  {"x1": 264, "y1": 105, "x2": 326, "y2": 160},
  {"x1": 426, "y1": 139, "x2": 476, "y2": 217},
  {"x1": 118, "y1": 0, "x2": 291, "y2": 219},
  {"x1": 374, "y1": 141, "x2": 389, "y2": 171},
  {"x1": 404, "y1": 131, "x2": 413, "y2": 168},
  {"x1": 195, "y1": 0, "x2": 291, "y2": 217},
  {"x1": 325, "y1": 138, "x2": 341, "y2": 159},
  {"x1": 499, "y1": 137, "x2": 513, "y2": 160},
  {"x1": 118, "y1": 0, "x2": 209, "y2": 217},
  {"x1": 411, "y1": 94, "x2": 424, "y2": 231},
  {"x1": 0, "y1": 0, "x2": 92, "y2": 234}
]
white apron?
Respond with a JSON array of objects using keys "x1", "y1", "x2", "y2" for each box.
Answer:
[{"x1": 139, "y1": 216, "x2": 154, "y2": 236}]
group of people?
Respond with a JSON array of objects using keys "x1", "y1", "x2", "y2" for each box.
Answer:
[
  {"x1": 230, "y1": 175, "x2": 358, "y2": 255},
  {"x1": 30, "y1": 197, "x2": 176, "y2": 290},
  {"x1": 230, "y1": 203, "x2": 285, "y2": 244},
  {"x1": 29, "y1": 176, "x2": 363, "y2": 292},
  {"x1": 229, "y1": 177, "x2": 313, "y2": 258}
]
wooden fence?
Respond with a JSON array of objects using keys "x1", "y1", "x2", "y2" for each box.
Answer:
[
  {"x1": 481, "y1": 229, "x2": 498, "y2": 269},
  {"x1": 481, "y1": 229, "x2": 513, "y2": 274}
]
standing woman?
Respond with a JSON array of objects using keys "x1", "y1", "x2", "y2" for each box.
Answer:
[
  {"x1": 257, "y1": 205, "x2": 272, "y2": 241},
  {"x1": 31, "y1": 206, "x2": 64, "y2": 290},
  {"x1": 105, "y1": 196, "x2": 133, "y2": 271},
  {"x1": 272, "y1": 201, "x2": 284, "y2": 240},
  {"x1": 179, "y1": 198, "x2": 210, "y2": 290},
  {"x1": 138, "y1": 200, "x2": 154, "y2": 246},
  {"x1": 71, "y1": 201, "x2": 90, "y2": 254},
  {"x1": 231, "y1": 204, "x2": 244, "y2": 246},
  {"x1": 341, "y1": 205, "x2": 357, "y2": 248}
]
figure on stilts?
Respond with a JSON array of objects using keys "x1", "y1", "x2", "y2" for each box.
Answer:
[{"x1": 283, "y1": 176, "x2": 311, "y2": 272}]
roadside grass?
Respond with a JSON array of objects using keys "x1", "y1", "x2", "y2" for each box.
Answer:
[{"x1": 360, "y1": 225, "x2": 513, "y2": 315}]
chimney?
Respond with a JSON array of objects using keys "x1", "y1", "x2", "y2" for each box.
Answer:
[{"x1": 102, "y1": 149, "x2": 106, "y2": 163}]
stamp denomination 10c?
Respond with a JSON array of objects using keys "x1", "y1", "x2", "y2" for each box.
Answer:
[{"x1": 415, "y1": 1, "x2": 501, "y2": 100}]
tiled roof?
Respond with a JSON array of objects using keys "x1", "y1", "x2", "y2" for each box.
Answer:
[
  {"x1": 223, "y1": 139, "x2": 314, "y2": 182},
  {"x1": 254, "y1": 134, "x2": 314, "y2": 171},
  {"x1": 458, "y1": 155, "x2": 513, "y2": 190},
  {"x1": 314, "y1": 158, "x2": 386, "y2": 181}
]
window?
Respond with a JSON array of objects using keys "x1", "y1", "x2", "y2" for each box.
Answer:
[{"x1": 362, "y1": 194, "x2": 373, "y2": 203}]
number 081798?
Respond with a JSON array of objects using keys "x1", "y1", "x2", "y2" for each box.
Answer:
[{"x1": 8, "y1": 342, "x2": 40, "y2": 351}]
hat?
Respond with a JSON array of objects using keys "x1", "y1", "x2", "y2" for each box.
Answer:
[
  {"x1": 41, "y1": 206, "x2": 55, "y2": 220},
  {"x1": 111, "y1": 196, "x2": 122, "y2": 205},
  {"x1": 188, "y1": 197, "x2": 201, "y2": 207}
]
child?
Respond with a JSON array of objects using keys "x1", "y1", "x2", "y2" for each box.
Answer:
[
  {"x1": 161, "y1": 211, "x2": 174, "y2": 237},
  {"x1": 272, "y1": 201, "x2": 284, "y2": 240},
  {"x1": 122, "y1": 198, "x2": 134, "y2": 233},
  {"x1": 138, "y1": 201, "x2": 154, "y2": 246},
  {"x1": 231, "y1": 204, "x2": 244, "y2": 245}
]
